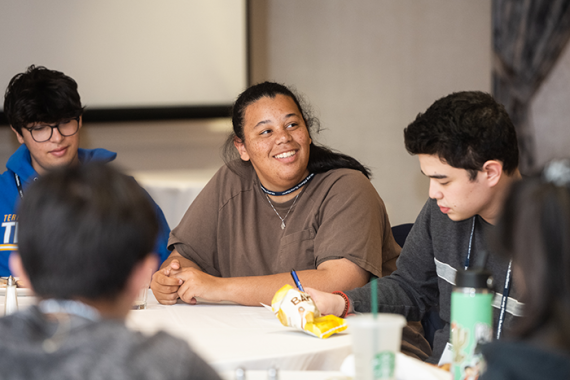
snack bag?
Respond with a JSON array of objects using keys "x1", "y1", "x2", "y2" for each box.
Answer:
[{"x1": 271, "y1": 284, "x2": 347, "y2": 339}]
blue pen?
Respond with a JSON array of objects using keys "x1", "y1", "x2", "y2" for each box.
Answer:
[{"x1": 290, "y1": 270, "x2": 304, "y2": 292}]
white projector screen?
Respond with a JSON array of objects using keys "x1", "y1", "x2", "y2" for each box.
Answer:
[{"x1": 0, "y1": 0, "x2": 247, "y2": 121}]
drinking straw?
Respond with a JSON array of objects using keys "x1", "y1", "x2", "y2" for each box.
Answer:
[
  {"x1": 371, "y1": 277, "x2": 379, "y2": 373},
  {"x1": 371, "y1": 277, "x2": 378, "y2": 319}
]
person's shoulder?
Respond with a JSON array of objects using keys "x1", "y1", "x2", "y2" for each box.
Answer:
[
  {"x1": 482, "y1": 340, "x2": 570, "y2": 380},
  {"x1": 78, "y1": 148, "x2": 117, "y2": 164},
  {"x1": 406, "y1": 199, "x2": 446, "y2": 242},
  {"x1": 420, "y1": 198, "x2": 460, "y2": 222},
  {"x1": 80, "y1": 322, "x2": 216, "y2": 379},
  {"x1": 310, "y1": 169, "x2": 376, "y2": 201},
  {"x1": 218, "y1": 160, "x2": 255, "y2": 179},
  {"x1": 318, "y1": 167, "x2": 368, "y2": 179},
  {"x1": 0, "y1": 307, "x2": 40, "y2": 341},
  {"x1": 122, "y1": 328, "x2": 220, "y2": 379},
  {"x1": 210, "y1": 160, "x2": 256, "y2": 194},
  {"x1": 417, "y1": 198, "x2": 471, "y2": 228},
  {"x1": 412, "y1": 199, "x2": 481, "y2": 251},
  {"x1": 132, "y1": 328, "x2": 193, "y2": 352},
  {"x1": 183, "y1": 162, "x2": 255, "y2": 217},
  {"x1": 0, "y1": 167, "x2": 14, "y2": 184},
  {"x1": 0, "y1": 311, "x2": 18, "y2": 333},
  {"x1": 422, "y1": 197, "x2": 438, "y2": 211},
  {"x1": 315, "y1": 168, "x2": 371, "y2": 188},
  {"x1": 86, "y1": 320, "x2": 191, "y2": 358},
  {"x1": 4, "y1": 145, "x2": 35, "y2": 180},
  {"x1": 0, "y1": 166, "x2": 19, "y2": 206}
]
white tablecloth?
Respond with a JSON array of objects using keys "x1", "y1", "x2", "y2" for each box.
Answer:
[
  {"x1": 126, "y1": 291, "x2": 451, "y2": 380},
  {"x1": 1, "y1": 290, "x2": 450, "y2": 380},
  {"x1": 130, "y1": 169, "x2": 217, "y2": 228},
  {"x1": 219, "y1": 370, "x2": 349, "y2": 380},
  {"x1": 126, "y1": 291, "x2": 352, "y2": 372},
  {"x1": 218, "y1": 368, "x2": 450, "y2": 380},
  {"x1": 0, "y1": 289, "x2": 36, "y2": 315}
]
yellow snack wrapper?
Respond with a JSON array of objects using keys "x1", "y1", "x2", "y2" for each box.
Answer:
[{"x1": 271, "y1": 284, "x2": 347, "y2": 339}]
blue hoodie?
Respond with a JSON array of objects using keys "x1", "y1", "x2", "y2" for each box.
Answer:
[{"x1": 0, "y1": 145, "x2": 171, "y2": 276}]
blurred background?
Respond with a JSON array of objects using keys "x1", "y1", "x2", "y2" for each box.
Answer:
[{"x1": 0, "y1": 0, "x2": 569, "y2": 226}]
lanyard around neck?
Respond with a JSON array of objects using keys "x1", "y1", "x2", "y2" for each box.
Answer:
[
  {"x1": 495, "y1": 261, "x2": 512, "y2": 339},
  {"x1": 14, "y1": 173, "x2": 24, "y2": 199},
  {"x1": 463, "y1": 215, "x2": 512, "y2": 339},
  {"x1": 260, "y1": 173, "x2": 315, "y2": 196},
  {"x1": 463, "y1": 217, "x2": 476, "y2": 270}
]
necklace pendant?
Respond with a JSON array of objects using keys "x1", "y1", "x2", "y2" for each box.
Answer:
[{"x1": 281, "y1": 221, "x2": 286, "y2": 229}]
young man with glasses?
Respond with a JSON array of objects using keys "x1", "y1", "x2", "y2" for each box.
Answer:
[{"x1": 0, "y1": 65, "x2": 171, "y2": 276}]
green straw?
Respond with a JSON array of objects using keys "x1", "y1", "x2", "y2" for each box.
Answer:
[{"x1": 371, "y1": 277, "x2": 378, "y2": 319}]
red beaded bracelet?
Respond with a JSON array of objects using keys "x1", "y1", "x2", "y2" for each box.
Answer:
[{"x1": 332, "y1": 291, "x2": 350, "y2": 318}]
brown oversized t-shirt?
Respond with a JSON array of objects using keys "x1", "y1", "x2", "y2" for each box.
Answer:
[{"x1": 168, "y1": 162, "x2": 400, "y2": 278}]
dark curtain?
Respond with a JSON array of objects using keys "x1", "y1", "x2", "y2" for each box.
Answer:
[{"x1": 493, "y1": 0, "x2": 570, "y2": 173}]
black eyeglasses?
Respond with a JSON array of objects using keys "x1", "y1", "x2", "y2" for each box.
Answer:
[{"x1": 24, "y1": 117, "x2": 80, "y2": 143}]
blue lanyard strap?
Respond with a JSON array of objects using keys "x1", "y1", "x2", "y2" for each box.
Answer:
[
  {"x1": 496, "y1": 260, "x2": 512, "y2": 339},
  {"x1": 463, "y1": 217, "x2": 476, "y2": 270},
  {"x1": 260, "y1": 173, "x2": 315, "y2": 196},
  {"x1": 463, "y1": 216, "x2": 511, "y2": 339}
]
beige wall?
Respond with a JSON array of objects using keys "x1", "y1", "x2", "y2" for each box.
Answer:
[
  {"x1": 250, "y1": 0, "x2": 492, "y2": 225},
  {"x1": 530, "y1": 40, "x2": 570, "y2": 169},
  {"x1": 79, "y1": 119, "x2": 230, "y2": 172},
  {"x1": 0, "y1": 129, "x2": 17, "y2": 167},
  {"x1": 0, "y1": 119, "x2": 230, "y2": 174}
]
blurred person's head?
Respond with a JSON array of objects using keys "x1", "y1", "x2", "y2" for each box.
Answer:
[
  {"x1": 4, "y1": 65, "x2": 84, "y2": 175},
  {"x1": 10, "y1": 162, "x2": 158, "y2": 318},
  {"x1": 404, "y1": 91, "x2": 520, "y2": 223},
  {"x1": 495, "y1": 158, "x2": 570, "y2": 349}
]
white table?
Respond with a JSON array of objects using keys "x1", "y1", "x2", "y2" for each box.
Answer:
[
  {"x1": 219, "y1": 370, "x2": 349, "y2": 380},
  {"x1": 127, "y1": 291, "x2": 451, "y2": 380},
  {"x1": 130, "y1": 169, "x2": 217, "y2": 228},
  {"x1": 126, "y1": 291, "x2": 352, "y2": 372},
  {"x1": 0, "y1": 288, "x2": 36, "y2": 315},
  {"x1": 1, "y1": 290, "x2": 451, "y2": 380}
]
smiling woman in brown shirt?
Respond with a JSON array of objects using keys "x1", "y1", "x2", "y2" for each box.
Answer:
[{"x1": 150, "y1": 82, "x2": 400, "y2": 307}]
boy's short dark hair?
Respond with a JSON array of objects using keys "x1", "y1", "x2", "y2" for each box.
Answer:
[
  {"x1": 404, "y1": 91, "x2": 519, "y2": 180},
  {"x1": 17, "y1": 163, "x2": 158, "y2": 301},
  {"x1": 4, "y1": 65, "x2": 84, "y2": 135}
]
